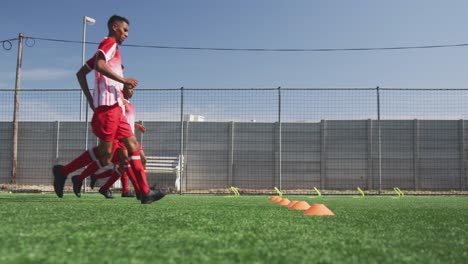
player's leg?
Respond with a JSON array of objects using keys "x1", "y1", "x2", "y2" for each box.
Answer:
[
  {"x1": 120, "y1": 172, "x2": 136, "y2": 197},
  {"x1": 69, "y1": 104, "x2": 123, "y2": 197},
  {"x1": 121, "y1": 136, "x2": 165, "y2": 204},
  {"x1": 52, "y1": 146, "x2": 102, "y2": 198},
  {"x1": 126, "y1": 145, "x2": 145, "y2": 199},
  {"x1": 53, "y1": 105, "x2": 119, "y2": 198},
  {"x1": 71, "y1": 160, "x2": 101, "y2": 198},
  {"x1": 140, "y1": 148, "x2": 147, "y2": 168},
  {"x1": 90, "y1": 165, "x2": 114, "y2": 189},
  {"x1": 122, "y1": 145, "x2": 145, "y2": 199},
  {"x1": 91, "y1": 104, "x2": 122, "y2": 167},
  {"x1": 123, "y1": 136, "x2": 148, "y2": 193},
  {"x1": 116, "y1": 148, "x2": 134, "y2": 197},
  {"x1": 98, "y1": 147, "x2": 131, "y2": 198},
  {"x1": 98, "y1": 166, "x2": 123, "y2": 199},
  {"x1": 98, "y1": 140, "x2": 114, "y2": 166},
  {"x1": 125, "y1": 163, "x2": 141, "y2": 199},
  {"x1": 116, "y1": 116, "x2": 165, "y2": 204},
  {"x1": 115, "y1": 146, "x2": 142, "y2": 199},
  {"x1": 71, "y1": 140, "x2": 119, "y2": 197}
]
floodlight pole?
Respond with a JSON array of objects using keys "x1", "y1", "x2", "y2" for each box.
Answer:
[
  {"x1": 80, "y1": 16, "x2": 95, "y2": 121},
  {"x1": 11, "y1": 33, "x2": 24, "y2": 184},
  {"x1": 81, "y1": 16, "x2": 95, "y2": 192}
]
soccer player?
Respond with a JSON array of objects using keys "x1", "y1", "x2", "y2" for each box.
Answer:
[
  {"x1": 53, "y1": 15, "x2": 164, "y2": 204},
  {"x1": 90, "y1": 85, "x2": 147, "y2": 199}
]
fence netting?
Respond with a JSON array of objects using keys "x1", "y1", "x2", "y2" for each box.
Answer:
[{"x1": 1, "y1": 87, "x2": 468, "y2": 194}]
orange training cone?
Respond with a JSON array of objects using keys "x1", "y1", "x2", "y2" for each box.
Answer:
[
  {"x1": 304, "y1": 203, "x2": 335, "y2": 216},
  {"x1": 287, "y1": 201, "x2": 299, "y2": 209},
  {"x1": 270, "y1": 196, "x2": 281, "y2": 202},
  {"x1": 288, "y1": 201, "x2": 310, "y2": 210},
  {"x1": 275, "y1": 198, "x2": 285, "y2": 203},
  {"x1": 269, "y1": 196, "x2": 278, "y2": 201},
  {"x1": 272, "y1": 196, "x2": 283, "y2": 202},
  {"x1": 278, "y1": 198, "x2": 291, "y2": 206}
]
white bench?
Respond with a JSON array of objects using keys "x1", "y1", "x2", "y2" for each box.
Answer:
[{"x1": 145, "y1": 155, "x2": 184, "y2": 191}]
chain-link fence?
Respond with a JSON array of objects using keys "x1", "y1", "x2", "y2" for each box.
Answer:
[{"x1": 1, "y1": 87, "x2": 468, "y2": 194}]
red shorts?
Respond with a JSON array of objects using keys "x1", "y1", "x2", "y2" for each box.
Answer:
[{"x1": 91, "y1": 103, "x2": 134, "y2": 142}]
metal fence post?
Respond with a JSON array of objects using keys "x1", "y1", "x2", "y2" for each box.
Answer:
[
  {"x1": 459, "y1": 119, "x2": 466, "y2": 191},
  {"x1": 320, "y1": 120, "x2": 327, "y2": 189},
  {"x1": 367, "y1": 119, "x2": 373, "y2": 189},
  {"x1": 55, "y1": 121, "x2": 60, "y2": 161},
  {"x1": 376, "y1": 86, "x2": 382, "y2": 194},
  {"x1": 228, "y1": 121, "x2": 234, "y2": 187},
  {"x1": 179, "y1": 87, "x2": 184, "y2": 194},
  {"x1": 413, "y1": 119, "x2": 420, "y2": 191},
  {"x1": 278, "y1": 86, "x2": 282, "y2": 190}
]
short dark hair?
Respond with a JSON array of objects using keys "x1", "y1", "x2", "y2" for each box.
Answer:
[{"x1": 107, "y1": 15, "x2": 129, "y2": 32}]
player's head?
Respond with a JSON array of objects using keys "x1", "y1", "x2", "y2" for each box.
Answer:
[
  {"x1": 107, "y1": 15, "x2": 130, "y2": 44},
  {"x1": 123, "y1": 86, "x2": 134, "y2": 99}
]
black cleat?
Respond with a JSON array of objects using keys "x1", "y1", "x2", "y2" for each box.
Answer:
[
  {"x1": 121, "y1": 192, "x2": 135, "y2": 198},
  {"x1": 99, "y1": 187, "x2": 114, "y2": 199},
  {"x1": 53, "y1": 165, "x2": 67, "y2": 198},
  {"x1": 141, "y1": 190, "x2": 166, "y2": 204},
  {"x1": 90, "y1": 174, "x2": 97, "y2": 189},
  {"x1": 71, "y1": 175, "x2": 82, "y2": 198},
  {"x1": 135, "y1": 192, "x2": 142, "y2": 201}
]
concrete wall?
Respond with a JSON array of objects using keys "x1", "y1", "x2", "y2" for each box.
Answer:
[{"x1": 1, "y1": 120, "x2": 467, "y2": 191}]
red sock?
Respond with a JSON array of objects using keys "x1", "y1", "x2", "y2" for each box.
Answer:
[
  {"x1": 129, "y1": 151, "x2": 150, "y2": 195},
  {"x1": 77, "y1": 161, "x2": 100, "y2": 181},
  {"x1": 61, "y1": 147, "x2": 100, "y2": 175},
  {"x1": 102, "y1": 168, "x2": 123, "y2": 190},
  {"x1": 125, "y1": 163, "x2": 141, "y2": 194},
  {"x1": 121, "y1": 172, "x2": 129, "y2": 194},
  {"x1": 94, "y1": 168, "x2": 114, "y2": 180}
]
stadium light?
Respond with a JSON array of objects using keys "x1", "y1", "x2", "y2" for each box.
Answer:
[{"x1": 85, "y1": 16, "x2": 96, "y2": 25}]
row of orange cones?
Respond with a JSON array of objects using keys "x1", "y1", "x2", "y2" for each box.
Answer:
[{"x1": 268, "y1": 196, "x2": 335, "y2": 216}]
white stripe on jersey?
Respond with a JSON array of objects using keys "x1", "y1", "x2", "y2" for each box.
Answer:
[{"x1": 98, "y1": 44, "x2": 116, "y2": 63}]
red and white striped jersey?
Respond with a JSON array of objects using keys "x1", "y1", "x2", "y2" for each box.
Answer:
[
  {"x1": 85, "y1": 37, "x2": 123, "y2": 108},
  {"x1": 123, "y1": 98, "x2": 136, "y2": 133}
]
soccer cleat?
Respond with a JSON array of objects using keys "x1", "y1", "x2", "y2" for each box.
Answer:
[
  {"x1": 71, "y1": 175, "x2": 82, "y2": 198},
  {"x1": 135, "y1": 192, "x2": 142, "y2": 201},
  {"x1": 90, "y1": 174, "x2": 97, "y2": 189},
  {"x1": 141, "y1": 190, "x2": 166, "y2": 204},
  {"x1": 99, "y1": 187, "x2": 114, "y2": 199},
  {"x1": 53, "y1": 165, "x2": 67, "y2": 198},
  {"x1": 121, "y1": 192, "x2": 135, "y2": 198}
]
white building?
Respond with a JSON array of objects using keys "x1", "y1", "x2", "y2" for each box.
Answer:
[{"x1": 184, "y1": 114, "x2": 205, "y2": 122}]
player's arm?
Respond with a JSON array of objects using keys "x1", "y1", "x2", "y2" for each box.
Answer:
[
  {"x1": 95, "y1": 53, "x2": 138, "y2": 88},
  {"x1": 76, "y1": 65, "x2": 94, "y2": 111},
  {"x1": 135, "y1": 123, "x2": 146, "y2": 133}
]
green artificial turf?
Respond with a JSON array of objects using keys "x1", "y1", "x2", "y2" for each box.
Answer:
[{"x1": 0, "y1": 193, "x2": 467, "y2": 263}]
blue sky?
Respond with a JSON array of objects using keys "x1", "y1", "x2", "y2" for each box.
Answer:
[
  {"x1": 2, "y1": 1, "x2": 468, "y2": 122},
  {"x1": 2, "y1": 0, "x2": 468, "y2": 89}
]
